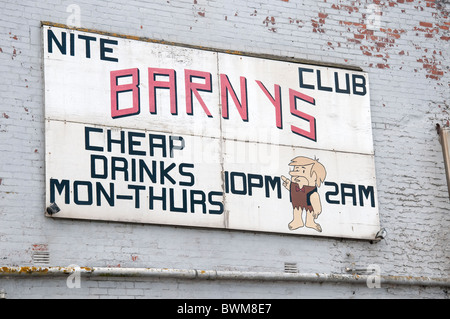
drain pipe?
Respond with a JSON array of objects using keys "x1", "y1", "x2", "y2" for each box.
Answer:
[{"x1": 0, "y1": 266, "x2": 449, "y2": 288}]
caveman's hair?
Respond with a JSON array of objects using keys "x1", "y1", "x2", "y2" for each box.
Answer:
[{"x1": 289, "y1": 156, "x2": 327, "y2": 187}]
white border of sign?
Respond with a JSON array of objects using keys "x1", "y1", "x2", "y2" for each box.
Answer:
[{"x1": 43, "y1": 23, "x2": 380, "y2": 240}]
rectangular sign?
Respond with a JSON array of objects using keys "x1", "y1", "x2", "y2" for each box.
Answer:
[{"x1": 44, "y1": 23, "x2": 380, "y2": 240}]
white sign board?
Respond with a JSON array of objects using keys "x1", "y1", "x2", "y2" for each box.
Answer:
[{"x1": 44, "y1": 23, "x2": 380, "y2": 240}]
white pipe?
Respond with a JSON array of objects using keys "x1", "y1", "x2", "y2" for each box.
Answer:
[
  {"x1": 1, "y1": 266, "x2": 449, "y2": 287},
  {"x1": 439, "y1": 126, "x2": 450, "y2": 197}
]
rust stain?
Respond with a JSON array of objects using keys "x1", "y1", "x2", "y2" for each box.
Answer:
[
  {"x1": 9, "y1": 33, "x2": 18, "y2": 40},
  {"x1": 416, "y1": 52, "x2": 444, "y2": 80},
  {"x1": 32, "y1": 244, "x2": 48, "y2": 251},
  {"x1": 0, "y1": 266, "x2": 94, "y2": 275},
  {"x1": 263, "y1": 16, "x2": 277, "y2": 32},
  {"x1": 289, "y1": 17, "x2": 304, "y2": 28},
  {"x1": 263, "y1": 16, "x2": 276, "y2": 27},
  {"x1": 331, "y1": 3, "x2": 359, "y2": 14},
  {"x1": 311, "y1": 11, "x2": 329, "y2": 33},
  {"x1": 0, "y1": 267, "x2": 48, "y2": 275}
]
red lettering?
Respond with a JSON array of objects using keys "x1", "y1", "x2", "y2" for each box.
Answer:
[
  {"x1": 256, "y1": 80, "x2": 282, "y2": 129},
  {"x1": 148, "y1": 68, "x2": 177, "y2": 115},
  {"x1": 185, "y1": 69, "x2": 213, "y2": 117},
  {"x1": 110, "y1": 68, "x2": 140, "y2": 119},
  {"x1": 109, "y1": 67, "x2": 319, "y2": 143},
  {"x1": 289, "y1": 88, "x2": 316, "y2": 141},
  {"x1": 220, "y1": 74, "x2": 248, "y2": 121}
]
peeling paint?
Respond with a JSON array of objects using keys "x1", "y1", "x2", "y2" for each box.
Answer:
[
  {"x1": 32, "y1": 244, "x2": 48, "y2": 251},
  {"x1": 9, "y1": 32, "x2": 18, "y2": 40},
  {"x1": 311, "y1": 12, "x2": 328, "y2": 33},
  {"x1": 263, "y1": 16, "x2": 276, "y2": 27},
  {"x1": 331, "y1": 3, "x2": 359, "y2": 14},
  {"x1": 263, "y1": 16, "x2": 277, "y2": 32},
  {"x1": 288, "y1": 17, "x2": 304, "y2": 28},
  {"x1": 12, "y1": 47, "x2": 19, "y2": 60}
]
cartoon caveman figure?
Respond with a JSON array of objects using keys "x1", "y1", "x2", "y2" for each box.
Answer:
[{"x1": 281, "y1": 156, "x2": 327, "y2": 232}]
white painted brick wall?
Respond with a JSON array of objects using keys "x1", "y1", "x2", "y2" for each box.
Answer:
[{"x1": 0, "y1": 0, "x2": 449, "y2": 298}]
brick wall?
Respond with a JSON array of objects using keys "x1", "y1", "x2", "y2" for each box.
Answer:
[{"x1": 0, "y1": 0, "x2": 448, "y2": 298}]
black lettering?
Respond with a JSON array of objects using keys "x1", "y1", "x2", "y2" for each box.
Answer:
[
  {"x1": 208, "y1": 191, "x2": 224, "y2": 215},
  {"x1": 47, "y1": 30, "x2": 66, "y2": 55},
  {"x1": 50, "y1": 178, "x2": 70, "y2": 204},
  {"x1": 169, "y1": 188, "x2": 187, "y2": 213},
  {"x1": 325, "y1": 181, "x2": 340, "y2": 204},
  {"x1": 224, "y1": 171, "x2": 229, "y2": 193},
  {"x1": 179, "y1": 163, "x2": 195, "y2": 186},
  {"x1": 298, "y1": 67, "x2": 315, "y2": 90},
  {"x1": 111, "y1": 157, "x2": 128, "y2": 181},
  {"x1": 317, "y1": 70, "x2": 332, "y2": 92},
  {"x1": 190, "y1": 190, "x2": 206, "y2": 214},
  {"x1": 78, "y1": 34, "x2": 96, "y2": 58},
  {"x1": 247, "y1": 174, "x2": 263, "y2": 196},
  {"x1": 352, "y1": 74, "x2": 367, "y2": 96},
  {"x1": 139, "y1": 159, "x2": 157, "y2": 183},
  {"x1": 128, "y1": 184, "x2": 145, "y2": 209},
  {"x1": 131, "y1": 158, "x2": 137, "y2": 182},
  {"x1": 100, "y1": 38, "x2": 118, "y2": 62},
  {"x1": 69, "y1": 33, "x2": 75, "y2": 56},
  {"x1": 149, "y1": 186, "x2": 167, "y2": 210},
  {"x1": 85, "y1": 126, "x2": 104, "y2": 151},
  {"x1": 359, "y1": 185, "x2": 376, "y2": 207},
  {"x1": 169, "y1": 136, "x2": 185, "y2": 158},
  {"x1": 149, "y1": 134, "x2": 167, "y2": 157},
  {"x1": 230, "y1": 171, "x2": 247, "y2": 195},
  {"x1": 128, "y1": 131, "x2": 146, "y2": 156},
  {"x1": 160, "y1": 162, "x2": 176, "y2": 185},
  {"x1": 90, "y1": 154, "x2": 108, "y2": 179},
  {"x1": 73, "y1": 181, "x2": 93, "y2": 205},
  {"x1": 96, "y1": 182, "x2": 114, "y2": 206},
  {"x1": 335, "y1": 72, "x2": 351, "y2": 94},
  {"x1": 107, "y1": 130, "x2": 125, "y2": 153},
  {"x1": 341, "y1": 183, "x2": 357, "y2": 206},
  {"x1": 265, "y1": 176, "x2": 281, "y2": 199}
]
